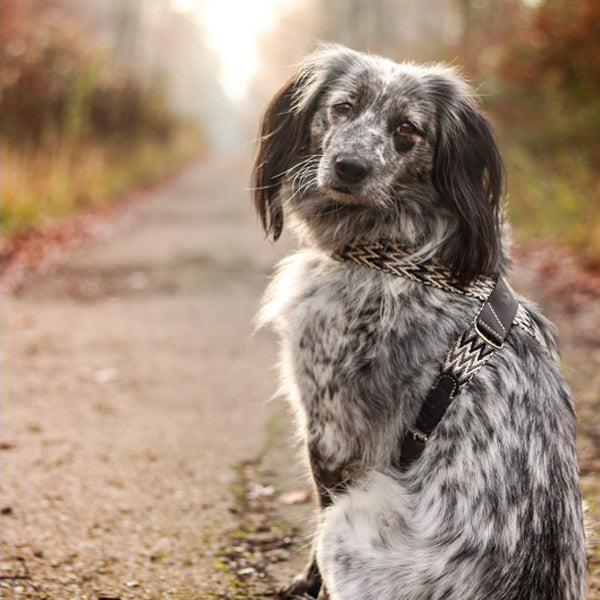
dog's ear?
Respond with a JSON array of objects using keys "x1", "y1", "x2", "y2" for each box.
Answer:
[
  {"x1": 252, "y1": 74, "x2": 311, "y2": 240},
  {"x1": 252, "y1": 44, "x2": 358, "y2": 240},
  {"x1": 427, "y1": 75, "x2": 504, "y2": 283}
]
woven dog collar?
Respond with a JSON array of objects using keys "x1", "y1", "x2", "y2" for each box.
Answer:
[
  {"x1": 333, "y1": 242, "x2": 544, "y2": 344},
  {"x1": 334, "y1": 242, "x2": 495, "y2": 300}
]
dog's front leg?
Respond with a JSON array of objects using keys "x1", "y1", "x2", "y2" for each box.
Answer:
[{"x1": 277, "y1": 443, "x2": 346, "y2": 599}]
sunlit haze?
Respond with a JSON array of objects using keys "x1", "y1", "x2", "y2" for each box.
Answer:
[{"x1": 172, "y1": 0, "x2": 293, "y2": 101}]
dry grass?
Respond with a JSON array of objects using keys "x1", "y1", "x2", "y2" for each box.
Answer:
[{"x1": 1, "y1": 128, "x2": 202, "y2": 234}]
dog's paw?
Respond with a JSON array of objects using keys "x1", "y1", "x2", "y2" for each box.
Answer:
[{"x1": 277, "y1": 571, "x2": 322, "y2": 599}]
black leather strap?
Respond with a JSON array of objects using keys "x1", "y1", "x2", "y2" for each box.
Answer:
[
  {"x1": 475, "y1": 276, "x2": 519, "y2": 348},
  {"x1": 399, "y1": 276, "x2": 518, "y2": 470}
]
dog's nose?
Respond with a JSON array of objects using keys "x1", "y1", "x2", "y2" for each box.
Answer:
[{"x1": 334, "y1": 154, "x2": 372, "y2": 184}]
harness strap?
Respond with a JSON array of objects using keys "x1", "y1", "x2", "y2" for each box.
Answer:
[
  {"x1": 332, "y1": 242, "x2": 544, "y2": 469},
  {"x1": 399, "y1": 276, "x2": 518, "y2": 469}
]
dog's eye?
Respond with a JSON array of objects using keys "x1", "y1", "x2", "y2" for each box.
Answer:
[
  {"x1": 396, "y1": 122, "x2": 417, "y2": 135},
  {"x1": 332, "y1": 102, "x2": 353, "y2": 116}
]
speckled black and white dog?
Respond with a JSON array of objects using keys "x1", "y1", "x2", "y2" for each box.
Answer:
[{"x1": 252, "y1": 44, "x2": 587, "y2": 600}]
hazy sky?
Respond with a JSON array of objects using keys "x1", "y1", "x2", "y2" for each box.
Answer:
[{"x1": 171, "y1": 0, "x2": 296, "y2": 101}]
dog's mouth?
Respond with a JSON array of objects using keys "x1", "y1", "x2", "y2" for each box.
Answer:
[
  {"x1": 321, "y1": 184, "x2": 372, "y2": 206},
  {"x1": 330, "y1": 185, "x2": 354, "y2": 197}
]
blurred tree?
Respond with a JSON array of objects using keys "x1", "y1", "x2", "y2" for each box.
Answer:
[
  {"x1": 1, "y1": 0, "x2": 172, "y2": 145},
  {"x1": 66, "y1": 0, "x2": 239, "y2": 149},
  {"x1": 0, "y1": 0, "x2": 208, "y2": 232},
  {"x1": 498, "y1": 0, "x2": 600, "y2": 157},
  {"x1": 316, "y1": 0, "x2": 458, "y2": 61},
  {"x1": 505, "y1": 0, "x2": 600, "y2": 92}
]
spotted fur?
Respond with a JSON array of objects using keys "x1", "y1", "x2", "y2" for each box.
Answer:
[{"x1": 253, "y1": 44, "x2": 587, "y2": 600}]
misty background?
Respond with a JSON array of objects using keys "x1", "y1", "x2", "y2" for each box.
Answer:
[{"x1": 3, "y1": 0, "x2": 599, "y2": 258}]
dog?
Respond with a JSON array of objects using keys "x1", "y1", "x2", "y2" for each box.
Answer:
[{"x1": 252, "y1": 44, "x2": 587, "y2": 600}]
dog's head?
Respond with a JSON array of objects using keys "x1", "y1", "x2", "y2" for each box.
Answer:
[{"x1": 252, "y1": 44, "x2": 505, "y2": 282}]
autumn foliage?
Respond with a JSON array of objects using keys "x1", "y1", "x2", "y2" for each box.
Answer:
[
  {"x1": 1, "y1": 0, "x2": 176, "y2": 145},
  {"x1": 1, "y1": 0, "x2": 202, "y2": 233},
  {"x1": 504, "y1": 0, "x2": 600, "y2": 95}
]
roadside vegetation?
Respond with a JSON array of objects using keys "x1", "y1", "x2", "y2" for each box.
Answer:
[
  {"x1": 1, "y1": 0, "x2": 203, "y2": 234},
  {"x1": 484, "y1": 0, "x2": 600, "y2": 261}
]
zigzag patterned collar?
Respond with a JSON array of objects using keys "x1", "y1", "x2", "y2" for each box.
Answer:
[
  {"x1": 333, "y1": 242, "x2": 494, "y2": 301},
  {"x1": 333, "y1": 242, "x2": 544, "y2": 346}
]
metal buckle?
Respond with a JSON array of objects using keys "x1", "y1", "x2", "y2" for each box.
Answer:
[
  {"x1": 409, "y1": 427, "x2": 428, "y2": 443},
  {"x1": 474, "y1": 319, "x2": 504, "y2": 349}
]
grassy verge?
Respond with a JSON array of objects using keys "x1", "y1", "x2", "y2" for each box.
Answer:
[
  {"x1": 503, "y1": 144, "x2": 600, "y2": 260},
  {"x1": 1, "y1": 127, "x2": 203, "y2": 235}
]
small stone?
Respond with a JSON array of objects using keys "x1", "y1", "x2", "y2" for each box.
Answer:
[
  {"x1": 248, "y1": 484, "x2": 275, "y2": 499},
  {"x1": 279, "y1": 488, "x2": 312, "y2": 505},
  {"x1": 93, "y1": 368, "x2": 118, "y2": 384}
]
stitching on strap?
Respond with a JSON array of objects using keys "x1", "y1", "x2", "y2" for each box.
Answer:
[
  {"x1": 440, "y1": 373, "x2": 458, "y2": 399},
  {"x1": 478, "y1": 319, "x2": 503, "y2": 342},
  {"x1": 487, "y1": 302, "x2": 507, "y2": 334}
]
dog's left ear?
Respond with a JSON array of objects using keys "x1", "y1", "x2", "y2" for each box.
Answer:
[
  {"x1": 252, "y1": 44, "x2": 359, "y2": 240},
  {"x1": 252, "y1": 72, "x2": 313, "y2": 241},
  {"x1": 428, "y1": 75, "x2": 504, "y2": 283}
]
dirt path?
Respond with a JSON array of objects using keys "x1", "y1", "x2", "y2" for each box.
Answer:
[
  {"x1": 1, "y1": 155, "x2": 310, "y2": 600},
  {"x1": 2, "y1": 154, "x2": 599, "y2": 599}
]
